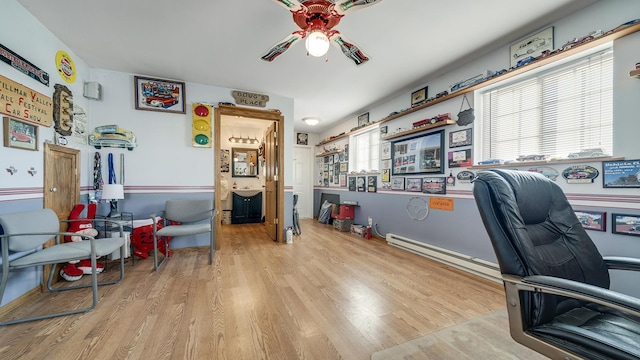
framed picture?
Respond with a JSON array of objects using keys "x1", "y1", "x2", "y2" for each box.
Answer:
[
  {"x1": 391, "y1": 177, "x2": 405, "y2": 191},
  {"x1": 392, "y1": 130, "x2": 444, "y2": 175},
  {"x1": 357, "y1": 176, "x2": 366, "y2": 192},
  {"x1": 574, "y1": 210, "x2": 606, "y2": 231},
  {"x1": 611, "y1": 213, "x2": 640, "y2": 237},
  {"x1": 348, "y1": 177, "x2": 356, "y2": 191},
  {"x1": 406, "y1": 178, "x2": 422, "y2": 192},
  {"x1": 510, "y1": 27, "x2": 554, "y2": 67},
  {"x1": 296, "y1": 132, "x2": 308, "y2": 145},
  {"x1": 381, "y1": 169, "x2": 390, "y2": 183},
  {"x1": 3, "y1": 117, "x2": 39, "y2": 151},
  {"x1": 367, "y1": 176, "x2": 377, "y2": 192},
  {"x1": 339, "y1": 162, "x2": 348, "y2": 173},
  {"x1": 603, "y1": 160, "x2": 640, "y2": 188},
  {"x1": 449, "y1": 128, "x2": 472, "y2": 148},
  {"x1": 422, "y1": 177, "x2": 446, "y2": 195},
  {"x1": 339, "y1": 174, "x2": 347, "y2": 187},
  {"x1": 134, "y1": 75, "x2": 186, "y2": 114},
  {"x1": 380, "y1": 126, "x2": 388, "y2": 135},
  {"x1": 358, "y1": 112, "x2": 370, "y2": 127},
  {"x1": 381, "y1": 142, "x2": 391, "y2": 160},
  {"x1": 448, "y1": 149, "x2": 472, "y2": 168},
  {"x1": 411, "y1": 86, "x2": 428, "y2": 107}
]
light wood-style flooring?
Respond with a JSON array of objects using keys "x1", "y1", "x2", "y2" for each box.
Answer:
[{"x1": 0, "y1": 219, "x2": 507, "y2": 359}]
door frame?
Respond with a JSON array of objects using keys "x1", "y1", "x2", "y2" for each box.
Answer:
[{"x1": 214, "y1": 105, "x2": 285, "y2": 243}]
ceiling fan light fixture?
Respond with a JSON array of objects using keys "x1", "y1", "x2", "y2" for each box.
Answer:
[
  {"x1": 303, "y1": 117, "x2": 320, "y2": 126},
  {"x1": 305, "y1": 30, "x2": 330, "y2": 57}
]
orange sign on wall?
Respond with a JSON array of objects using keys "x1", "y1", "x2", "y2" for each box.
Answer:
[
  {"x1": 0, "y1": 74, "x2": 52, "y2": 127},
  {"x1": 430, "y1": 197, "x2": 454, "y2": 211}
]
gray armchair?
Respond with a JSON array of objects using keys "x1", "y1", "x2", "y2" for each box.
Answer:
[
  {"x1": 150, "y1": 199, "x2": 217, "y2": 270},
  {"x1": 0, "y1": 208, "x2": 126, "y2": 325},
  {"x1": 473, "y1": 169, "x2": 640, "y2": 359}
]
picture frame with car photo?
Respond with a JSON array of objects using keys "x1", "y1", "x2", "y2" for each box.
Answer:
[
  {"x1": 611, "y1": 213, "x2": 640, "y2": 237},
  {"x1": 134, "y1": 75, "x2": 186, "y2": 114},
  {"x1": 3, "y1": 117, "x2": 39, "y2": 151}
]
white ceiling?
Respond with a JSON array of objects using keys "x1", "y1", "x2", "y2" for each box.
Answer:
[{"x1": 18, "y1": 0, "x2": 598, "y2": 133}]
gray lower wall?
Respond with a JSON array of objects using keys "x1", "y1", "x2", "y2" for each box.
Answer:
[{"x1": 314, "y1": 188, "x2": 640, "y2": 298}]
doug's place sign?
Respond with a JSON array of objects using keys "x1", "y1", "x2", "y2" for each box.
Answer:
[{"x1": 232, "y1": 90, "x2": 269, "y2": 108}]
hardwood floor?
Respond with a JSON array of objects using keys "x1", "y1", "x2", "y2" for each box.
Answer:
[{"x1": 0, "y1": 219, "x2": 507, "y2": 360}]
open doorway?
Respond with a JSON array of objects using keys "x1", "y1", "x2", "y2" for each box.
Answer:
[{"x1": 214, "y1": 105, "x2": 285, "y2": 244}]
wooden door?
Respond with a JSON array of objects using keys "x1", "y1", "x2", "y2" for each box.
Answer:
[
  {"x1": 264, "y1": 121, "x2": 278, "y2": 241},
  {"x1": 293, "y1": 146, "x2": 313, "y2": 219},
  {"x1": 43, "y1": 143, "x2": 80, "y2": 284}
]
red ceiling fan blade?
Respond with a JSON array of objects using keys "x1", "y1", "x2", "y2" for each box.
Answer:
[
  {"x1": 333, "y1": 0, "x2": 383, "y2": 15},
  {"x1": 271, "y1": 0, "x2": 304, "y2": 12},
  {"x1": 330, "y1": 33, "x2": 369, "y2": 65},
  {"x1": 260, "y1": 31, "x2": 305, "y2": 62}
]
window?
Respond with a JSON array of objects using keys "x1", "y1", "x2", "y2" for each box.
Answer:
[
  {"x1": 481, "y1": 49, "x2": 613, "y2": 161},
  {"x1": 349, "y1": 126, "x2": 379, "y2": 172}
]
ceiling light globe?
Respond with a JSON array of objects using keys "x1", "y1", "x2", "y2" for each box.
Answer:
[
  {"x1": 305, "y1": 31, "x2": 330, "y2": 57},
  {"x1": 303, "y1": 117, "x2": 320, "y2": 126}
]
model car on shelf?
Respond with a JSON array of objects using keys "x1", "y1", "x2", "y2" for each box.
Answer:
[
  {"x1": 516, "y1": 154, "x2": 549, "y2": 162},
  {"x1": 561, "y1": 30, "x2": 604, "y2": 51},
  {"x1": 435, "y1": 91, "x2": 449, "y2": 98},
  {"x1": 412, "y1": 113, "x2": 451, "y2": 128},
  {"x1": 477, "y1": 158, "x2": 504, "y2": 165},
  {"x1": 89, "y1": 125, "x2": 137, "y2": 150},
  {"x1": 567, "y1": 148, "x2": 609, "y2": 158},
  {"x1": 511, "y1": 56, "x2": 536, "y2": 70}
]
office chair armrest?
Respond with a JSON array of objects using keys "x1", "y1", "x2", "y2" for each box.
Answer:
[
  {"x1": 603, "y1": 256, "x2": 640, "y2": 271},
  {"x1": 1, "y1": 231, "x2": 96, "y2": 246},
  {"x1": 503, "y1": 274, "x2": 640, "y2": 318}
]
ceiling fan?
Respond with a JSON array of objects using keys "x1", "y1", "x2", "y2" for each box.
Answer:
[{"x1": 261, "y1": 0, "x2": 383, "y2": 65}]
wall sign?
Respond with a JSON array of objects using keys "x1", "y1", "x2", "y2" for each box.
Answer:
[
  {"x1": 231, "y1": 90, "x2": 269, "y2": 107},
  {"x1": 430, "y1": 197, "x2": 454, "y2": 211},
  {"x1": 0, "y1": 74, "x2": 52, "y2": 127},
  {"x1": 0, "y1": 43, "x2": 49, "y2": 86},
  {"x1": 55, "y1": 50, "x2": 76, "y2": 84}
]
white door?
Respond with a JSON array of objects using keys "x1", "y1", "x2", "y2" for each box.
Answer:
[{"x1": 293, "y1": 146, "x2": 313, "y2": 219}]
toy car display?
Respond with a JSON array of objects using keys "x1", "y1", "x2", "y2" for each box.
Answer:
[
  {"x1": 412, "y1": 113, "x2": 451, "y2": 128},
  {"x1": 516, "y1": 154, "x2": 549, "y2": 162},
  {"x1": 561, "y1": 30, "x2": 603, "y2": 51},
  {"x1": 478, "y1": 158, "x2": 504, "y2": 165},
  {"x1": 89, "y1": 125, "x2": 137, "y2": 150},
  {"x1": 567, "y1": 148, "x2": 609, "y2": 158}
]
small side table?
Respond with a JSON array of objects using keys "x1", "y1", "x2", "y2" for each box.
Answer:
[{"x1": 95, "y1": 212, "x2": 134, "y2": 265}]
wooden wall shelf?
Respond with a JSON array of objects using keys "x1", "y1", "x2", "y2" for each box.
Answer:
[
  {"x1": 468, "y1": 156, "x2": 624, "y2": 170},
  {"x1": 316, "y1": 121, "x2": 380, "y2": 146},
  {"x1": 381, "y1": 120, "x2": 456, "y2": 141},
  {"x1": 315, "y1": 149, "x2": 342, "y2": 158},
  {"x1": 630, "y1": 69, "x2": 640, "y2": 78},
  {"x1": 377, "y1": 22, "x2": 640, "y2": 125}
]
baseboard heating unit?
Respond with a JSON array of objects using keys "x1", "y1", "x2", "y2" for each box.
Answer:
[{"x1": 386, "y1": 233, "x2": 501, "y2": 283}]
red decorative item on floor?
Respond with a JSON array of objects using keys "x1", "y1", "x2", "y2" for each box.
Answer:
[
  {"x1": 60, "y1": 203, "x2": 103, "y2": 281},
  {"x1": 131, "y1": 219, "x2": 176, "y2": 259}
]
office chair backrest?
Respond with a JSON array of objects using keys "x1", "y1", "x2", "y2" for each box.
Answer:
[
  {"x1": 164, "y1": 199, "x2": 213, "y2": 224},
  {"x1": 473, "y1": 169, "x2": 610, "y2": 325},
  {"x1": 0, "y1": 209, "x2": 59, "y2": 252}
]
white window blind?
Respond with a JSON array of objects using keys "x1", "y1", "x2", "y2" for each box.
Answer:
[
  {"x1": 481, "y1": 50, "x2": 613, "y2": 161},
  {"x1": 349, "y1": 127, "x2": 379, "y2": 172}
]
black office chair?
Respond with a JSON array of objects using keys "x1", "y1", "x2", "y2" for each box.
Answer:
[{"x1": 473, "y1": 169, "x2": 640, "y2": 360}]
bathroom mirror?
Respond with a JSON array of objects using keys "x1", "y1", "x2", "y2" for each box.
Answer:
[{"x1": 232, "y1": 147, "x2": 259, "y2": 177}]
